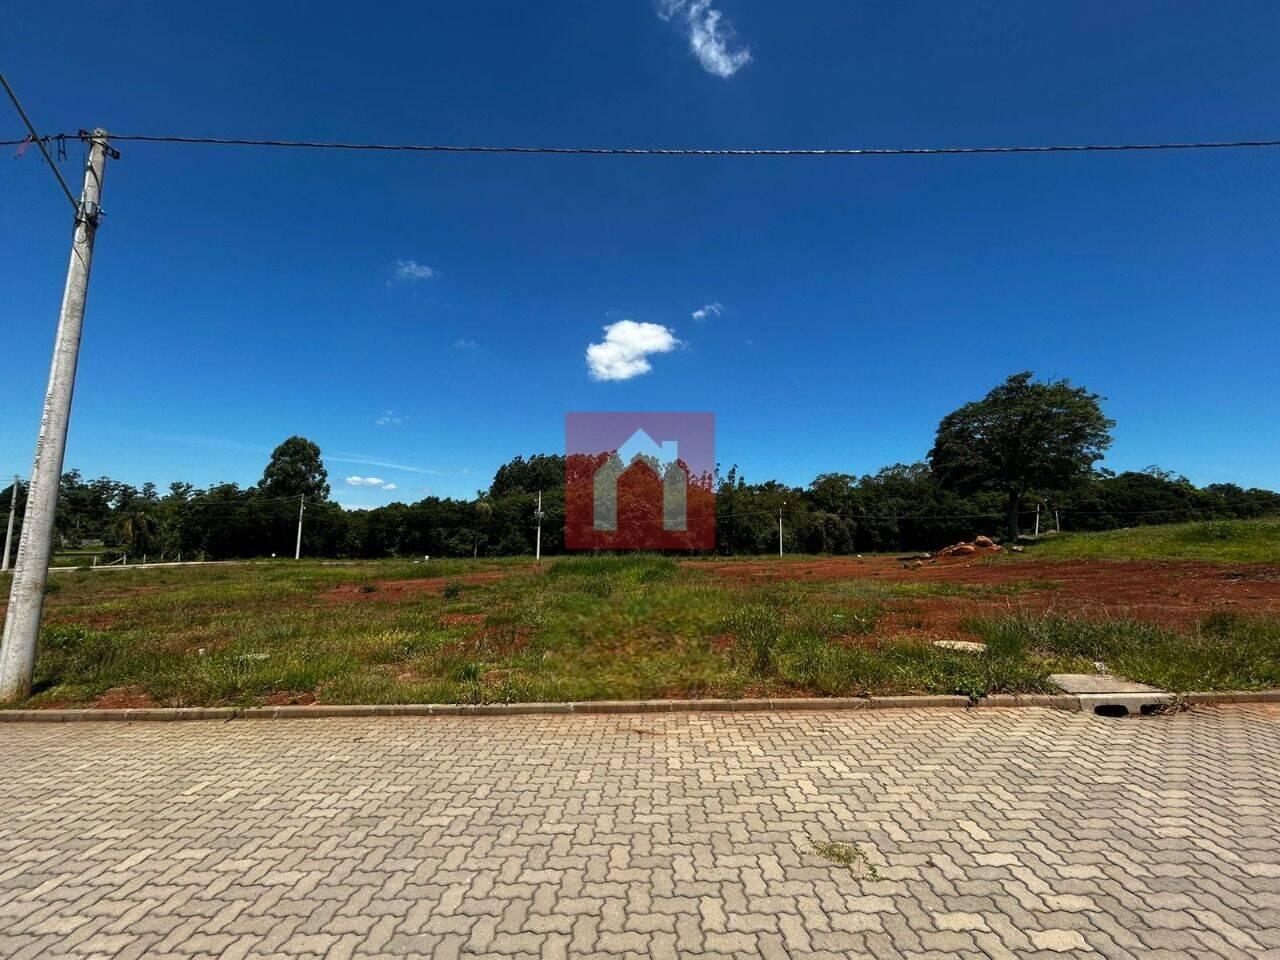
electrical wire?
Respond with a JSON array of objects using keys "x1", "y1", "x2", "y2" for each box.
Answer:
[
  {"x1": 5, "y1": 131, "x2": 1280, "y2": 159},
  {"x1": 717, "y1": 498, "x2": 1280, "y2": 522},
  {"x1": 0, "y1": 74, "x2": 78, "y2": 210}
]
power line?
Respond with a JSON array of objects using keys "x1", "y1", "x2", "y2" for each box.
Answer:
[
  {"x1": 717, "y1": 498, "x2": 1280, "y2": 523},
  {"x1": 0, "y1": 74, "x2": 78, "y2": 211},
  {"x1": 5, "y1": 131, "x2": 1280, "y2": 159}
]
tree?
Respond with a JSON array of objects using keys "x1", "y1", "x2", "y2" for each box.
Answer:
[
  {"x1": 928, "y1": 372, "x2": 1114, "y2": 540},
  {"x1": 259, "y1": 436, "x2": 330, "y2": 501},
  {"x1": 115, "y1": 503, "x2": 161, "y2": 557},
  {"x1": 490, "y1": 454, "x2": 565, "y2": 498}
]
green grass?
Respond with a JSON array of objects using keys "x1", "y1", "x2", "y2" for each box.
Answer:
[
  {"x1": 1028, "y1": 517, "x2": 1280, "y2": 564},
  {"x1": 968, "y1": 611, "x2": 1280, "y2": 692},
  {"x1": 2, "y1": 541, "x2": 1277, "y2": 707}
]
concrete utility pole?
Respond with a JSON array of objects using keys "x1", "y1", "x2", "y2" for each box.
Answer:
[
  {"x1": 2, "y1": 477, "x2": 18, "y2": 573},
  {"x1": 0, "y1": 130, "x2": 110, "y2": 704},
  {"x1": 535, "y1": 491, "x2": 543, "y2": 562},
  {"x1": 295, "y1": 495, "x2": 305, "y2": 560},
  {"x1": 778, "y1": 502, "x2": 785, "y2": 557}
]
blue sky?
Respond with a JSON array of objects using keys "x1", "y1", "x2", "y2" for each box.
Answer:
[{"x1": 3, "y1": 1, "x2": 1278, "y2": 507}]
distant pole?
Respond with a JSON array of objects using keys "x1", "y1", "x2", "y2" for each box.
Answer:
[
  {"x1": 294, "y1": 495, "x2": 305, "y2": 560},
  {"x1": 1034, "y1": 503, "x2": 1041, "y2": 538},
  {"x1": 1, "y1": 130, "x2": 111, "y2": 704},
  {"x1": 535, "y1": 491, "x2": 543, "y2": 562},
  {"x1": 1054, "y1": 508, "x2": 1060, "y2": 533},
  {"x1": 2, "y1": 477, "x2": 17, "y2": 573},
  {"x1": 778, "y1": 502, "x2": 785, "y2": 557}
]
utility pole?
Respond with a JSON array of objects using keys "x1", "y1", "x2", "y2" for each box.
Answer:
[
  {"x1": 294, "y1": 495, "x2": 305, "y2": 560},
  {"x1": 535, "y1": 491, "x2": 544, "y2": 562},
  {"x1": 1054, "y1": 508, "x2": 1060, "y2": 533},
  {"x1": 1034, "y1": 503, "x2": 1041, "y2": 538},
  {"x1": 2, "y1": 477, "x2": 17, "y2": 573},
  {"x1": 0, "y1": 130, "x2": 111, "y2": 704},
  {"x1": 778, "y1": 501, "x2": 785, "y2": 557}
]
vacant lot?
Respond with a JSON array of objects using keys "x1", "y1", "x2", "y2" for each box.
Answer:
[{"x1": 3, "y1": 520, "x2": 1278, "y2": 709}]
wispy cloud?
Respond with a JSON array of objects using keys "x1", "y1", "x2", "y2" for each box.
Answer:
[
  {"x1": 345, "y1": 476, "x2": 397, "y2": 490},
  {"x1": 656, "y1": 0, "x2": 752, "y2": 78},
  {"x1": 328, "y1": 452, "x2": 463, "y2": 477},
  {"x1": 390, "y1": 259, "x2": 435, "y2": 282},
  {"x1": 691, "y1": 302, "x2": 724, "y2": 321},
  {"x1": 453, "y1": 338, "x2": 479, "y2": 350},
  {"x1": 375, "y1": 409, "x2": 406, "y2": 426},
  {"x1": 586, "y1": 319, "x2": 681, "y2": 381},
  {"x1": 144, "y1": 433, "x2": 464, "y2": 481}
]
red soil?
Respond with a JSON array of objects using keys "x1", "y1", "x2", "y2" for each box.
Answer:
[
  {"x1": 696, "y1": 556, "x2": 1280, "y2": 643},
  {"x1": 88, "y1": 686, "x2": 156, "y2": 710},
  {"x1": 321, "y1": 570, "x2": 516, "y2": 602}
]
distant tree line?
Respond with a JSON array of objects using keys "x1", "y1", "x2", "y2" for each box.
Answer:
[{"x1": 6, "y1": 374, "x2": 1277, "y2": 562}]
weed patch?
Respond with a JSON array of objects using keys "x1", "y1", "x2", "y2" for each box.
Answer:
[{"x1": 812, "y1": 841, "x2": 881, "y2": 880}]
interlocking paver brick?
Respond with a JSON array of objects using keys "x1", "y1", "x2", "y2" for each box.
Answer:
[{"x1": 1, "y1": 704, "x2": 1277, "y2": 958}]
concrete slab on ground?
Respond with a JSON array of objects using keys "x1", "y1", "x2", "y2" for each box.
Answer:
[
  {"x1": 1048, "y1": 673, "x2": 1166, "y2": 694},
  {"x1": 932, "y1": 639, "x2": 987, "y2": 653}
]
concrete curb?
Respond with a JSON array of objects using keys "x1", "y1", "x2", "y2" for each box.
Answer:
[
  {"x1": 1, "y1": 690, "x2": 1276, "y2": 723},
  {"x1": 1183, "y1": 690, "x2": 1280, "y2": 705}
]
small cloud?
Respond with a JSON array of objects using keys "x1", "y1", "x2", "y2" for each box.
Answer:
[
  {"x1": 586, "y1": 319, "x2": 681, "y2": 382},
  {"x1": 691, "y1": 302, "x2": 724, "y2": 322},
  {"x1": 656, "y1": 0, "x2": 752, "y2": 78},
  {"x1": 391, "y1": 259, "x2": 435, "y2": 282},
  {"x1": 345, "y1": 476, "x2": 386, "y2": 487},
  {"x1": 381, "y1": 482, "x2": 397, "y2": 491},
  {"x1": 454, "y1": 338, "x2": 479, "y2": 350},
  {"x1": 375, "y1": 409, "x2": 406, "y2": 426}
]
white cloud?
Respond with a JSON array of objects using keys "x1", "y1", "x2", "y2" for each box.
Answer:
[
  {"x1": 454, "y1": 338, "x2": 479, "y2": 350},
  {"x1": 375, "y1": 409, "x2": 406, "y2": 426},
  {"x1": 381, "y1": 482, "x2": 397, "y2": 491},
  {"x1": 586, "y1": 319, "x2": 681, "y2": 382},
  {"x1": 391, "y1": 259, "x2": 435, "y2": 282},
  {"x1": 345, "y1": 476, "x2": 386, "y2": 487},
  {"x1": 691, "y1": 302, "x2": 724, "y2": 321},
  {"x1": 656, "y1": 0, "x2": 752, "y2": 78}
]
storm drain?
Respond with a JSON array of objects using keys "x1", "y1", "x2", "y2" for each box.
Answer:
[{"x1": 1047, "y1": 673, "x2": 1176, "y2": 717}]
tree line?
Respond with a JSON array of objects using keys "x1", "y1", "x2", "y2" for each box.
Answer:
[{"x1": 5, "y1": 373, "x2": 1277, "y2": 562}]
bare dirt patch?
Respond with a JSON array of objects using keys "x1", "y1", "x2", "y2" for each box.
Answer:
[
  {"x1": 262, "y1": 691, "x2": 317, "y2": 706},
  {"x1": 699, "y1": 556, "x2": 1280, "y2": 639},
  {"x1": 321, "y1": 570, "x2": 516, "y2": 603},
  {"x1": 89, "y1": 686, "x2": 156, "y2": 710}
]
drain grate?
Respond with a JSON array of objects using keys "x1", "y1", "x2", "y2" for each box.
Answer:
[{"x1": 1047, "y1": 673, "x2": 1176, "y2": 717}]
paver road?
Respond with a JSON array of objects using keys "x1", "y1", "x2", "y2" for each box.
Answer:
[{"x1": 2, "y1": 705, "x2": 1279, "y2": 959}]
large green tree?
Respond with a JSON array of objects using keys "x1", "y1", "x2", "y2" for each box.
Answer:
[
  {"x1": 928, "y1": 372, "x2": 1114, "y2": 540},
  {"x1": 259, "y1": 436, "x2": 330, "y2": 501}
]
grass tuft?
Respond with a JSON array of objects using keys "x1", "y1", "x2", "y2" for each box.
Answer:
[{"x1": 812, "y1": 841, "x2": 881, "y2": 880}]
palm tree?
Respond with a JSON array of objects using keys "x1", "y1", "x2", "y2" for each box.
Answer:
[{"x1": 116, "y1": 505, "x2": 162, "y2": 559}]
